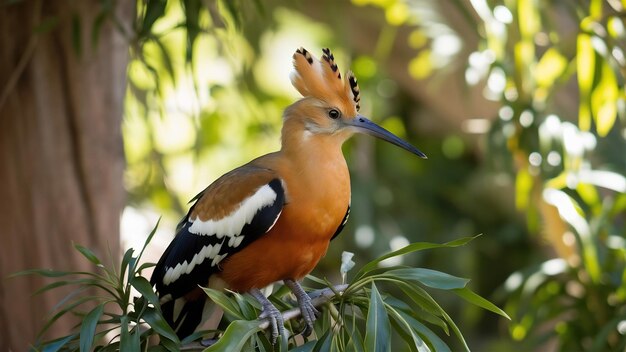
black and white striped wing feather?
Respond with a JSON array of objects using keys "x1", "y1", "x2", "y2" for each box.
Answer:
[{"x1": 150, "y1": 178, "x2": 285, "y2": 300}]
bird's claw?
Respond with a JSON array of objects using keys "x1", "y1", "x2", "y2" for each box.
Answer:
[
  {"x1": 259, "y1": 300, "x2": 284, "y2": 344},
  {"x1": 285, "y1": 279, "x2": 319, "y2": 337},
  {"x1": 251, "y1": 288, "x2": 285, "y2": 344},
  {"x1": 297, "y1": 293, "x2": 319, "y2": 337}
]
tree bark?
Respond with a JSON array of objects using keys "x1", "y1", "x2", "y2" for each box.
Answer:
[{"x1": 0, "y1": 0, "x2": 132, "y2": 348}]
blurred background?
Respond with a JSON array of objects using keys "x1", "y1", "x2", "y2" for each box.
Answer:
[{"x1": 1, "y1": 0, "x2": 625, "y2": 350}]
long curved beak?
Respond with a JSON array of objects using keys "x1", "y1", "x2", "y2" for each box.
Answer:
[{"x1": 345, "y1": 115, "x2": 427, "y2": 159}]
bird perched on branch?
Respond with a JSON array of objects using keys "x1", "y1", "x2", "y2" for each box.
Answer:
[{"x1": 150, "y1": 47, "x2": 426, "y2": 342}]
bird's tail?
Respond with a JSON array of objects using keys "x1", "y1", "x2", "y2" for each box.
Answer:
[{"x1": 161, "y1": 294, "x2": 223, "y2": 340}]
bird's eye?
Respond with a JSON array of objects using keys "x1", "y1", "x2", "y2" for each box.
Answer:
[{"x1": 328, "y1": 109, "x2": 341, "y2": 119}]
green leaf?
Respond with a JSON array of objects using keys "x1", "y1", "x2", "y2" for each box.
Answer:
[
  {"x1": 142, "y1": 0, "x2": 167, "y2": 36},
  {"x1": 393, "y1": 308, "x2": 451, "y2": 352},
  {"x1": 40, "y1": 334, "x2": 77, "y2": 352},
  {"x1": 33, "y1": 278, "x2": 100, "y2": 296},
  {"x1": 202, "y1": 287, "x2": 244, "y2": 319},
  {"x1": 452, "y1": 287, "x2": 510, "y2": 319},
  {"x1": 386, "y1": 294, "x2": 449, "y2": 335},
  {"x1": 577, "y1": 33, "x2": 595, "y2": 131},
  {"x1": 120, "y1": 248, "x2": 135, "y2": 283},
  {"x1": 591, "y1": 59, "x2": 618, "y2": 137},
  {"x1": 364, "y1": 283, "x2": 390, "y2": 352},
  {"x1": 38, "y1": 295, "x2": 100, "y2": 339},
  {"x1": 119, "y1": 315, "x2": 139, "y2": 351},
  {"x1": 142, "y1": 307, "x2": 180, "y2": 345},
  {"x1": 130, "y1": 276, "x2": 159, "y2": 307},
  {"x1": 291, "y1": 340, "x2": 316, "y2": 352},
  {"x1": 136, "y1": 218, "x2": 160, "y2": 268},
  {"x1": 74, "y1": 243, "x2": 102, "y2": 266},
  {"x1": 204, "y1": 320, "x2": 262, "y2": 351},
  {"x1": 535, "y1": 48, "x2": 568, "y2": 88},
  {"x1": 356, "y1": 236, "x2": 478, "y2": 278},
  {"x1": 386, "y1": 306, "x2": 426, "y2": 352},
  {"x1": 11, "y1": 268, "x2": 74, "y2": 278},
  {"x1": 312, "y1": 329, "x2": 332, "y2": 352},
  {"x1": 387, "y1": 268, "x2": 469, "y2": 290},
  {"x1": 79, "y1": 304, "x2": 104, "y2": 352}
]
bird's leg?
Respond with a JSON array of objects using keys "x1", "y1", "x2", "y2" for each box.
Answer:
[
  {"x1": 284, "y1": 279, "x2": 319, "y2": 337},
  {"x1": 250, "y1": 288, "x2": 284, "y2": 344}
]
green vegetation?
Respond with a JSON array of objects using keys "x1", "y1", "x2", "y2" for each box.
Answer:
[
  {"x1": 21, "y1": 225, "x2": 506, "y2": 351},
  {"x1": 19, "y1": 0, "x2": 626, "y2": 350}
]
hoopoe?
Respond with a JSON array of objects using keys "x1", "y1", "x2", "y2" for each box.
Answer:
[{"x1": 150, "y1": 47, "x2": 426, "y2": 342}]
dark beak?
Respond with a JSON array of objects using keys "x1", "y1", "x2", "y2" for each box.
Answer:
[{"x1": 345, "y1": 115, "x2": 427, "y2": 159}]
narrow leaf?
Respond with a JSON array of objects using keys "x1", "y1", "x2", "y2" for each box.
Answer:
[
  {"x1": 452, "y1": 287, "x2": 510, "y2": 319},
  {"x1": 142, "y1": 307, "x2": 180, "y2": 344},
  {"x1": 79, "y1": 304, "x2": 104, "y2": 352},
  {"x1": 74, "y1": 243, "x2": 102, "y2": 266},
  {"x1": 201, "y1": 287, "x2": 244, "y2": 319},
  {"x1": 577, "y1": 33, "x2": 595, "y2": 131},
  {"x1": 364, "y1": 283, "x2": 390, "y2": 352},
  {"x1": 204, "y1": 320, "x2": 262, "y2": 351},
  {"x1": 142, "y1": 0, "x2": 167, "y2": 36},
  {"x1": 357, "y1": 236, "x2": 479, "y2": 278},
  {"x1": 394, "y1": 308, "x2": 451, "y2": 352},
  {"x1": 291, "y1": 340, "x2": 316, "y2": 352},
  {"x1": 130, "y1": 276, "x2": 159, "y2": 307},
  {"x1": 388, "y1": 268, "x2": 469, "y2": 290},
  {"x1": 39, "y1": 334, "x2": 77, "y2": 352}
]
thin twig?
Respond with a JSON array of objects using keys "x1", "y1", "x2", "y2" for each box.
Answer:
[{"x1": 180, "y1": 284, "x2": 349, "y2": 351}]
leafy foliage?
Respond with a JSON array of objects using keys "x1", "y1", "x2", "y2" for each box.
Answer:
[
  {"x1": 19, "y1": 225, "x2": 507, "y2": 351},
  {"x1": 123, "y1": 0, "x2": 624, "y2": 349},
  {"x1": 448, "y1": 0, "x2": 626, "y2": 350},
  {"x1": 15, "y1": 220, "x2": 180, "y2": 351}
]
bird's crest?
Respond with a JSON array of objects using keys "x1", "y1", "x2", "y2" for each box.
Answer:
[{"x1": 290, "y1": 47, "x2": 361, "y2": 112}]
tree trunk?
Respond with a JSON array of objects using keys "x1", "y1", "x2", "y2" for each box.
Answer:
[{"x1": 0, "y1": 0, "x2": 132, "y2": 348}]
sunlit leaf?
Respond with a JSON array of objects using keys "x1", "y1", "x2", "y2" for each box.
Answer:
[
  {"x1": 142, "y1": 0, "x2": 167, "y2": 36},
  {"x1": 518, "y1": 0, "x2": 540, "y2": 39},
  {"x1": 590, "y1": 0, "x2": 603, "y2": 18},
  {"x1": 535, "y1": 48, "x2": 568, "y2": 88},
  {"x1": 577, "y1": 33, "x2": 595, "y2": 131},
  {"x1": 591, "y1": 59, "x2": 618, "y2": 136},
  {"x1": 515, "y1": 168, "x2": 533, "y2": 210}
]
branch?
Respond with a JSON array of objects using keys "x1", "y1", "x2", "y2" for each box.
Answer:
[{"x1": 180, "y1": 284, "x2": 348, "y2": 350}]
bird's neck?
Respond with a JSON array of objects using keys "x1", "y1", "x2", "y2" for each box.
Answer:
[{"x1": 281, "y1": 126, "x2": 347, "y2": 170}]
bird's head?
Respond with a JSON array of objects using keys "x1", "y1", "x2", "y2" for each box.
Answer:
[{"x1": 283, "y1": 47, "x2": 426, "y2": 159}]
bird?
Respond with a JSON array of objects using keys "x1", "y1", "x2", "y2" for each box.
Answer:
[{"x1": 150, "y1": 47, "x2": 427, "y2": 343}]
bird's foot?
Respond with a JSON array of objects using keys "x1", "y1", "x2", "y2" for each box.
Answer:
[
  {"x1": 285, "y1": 279, "x2": 319, "y2": 337},
  {"x1": 251, "y1": 288, "x2": 284, "y2": 344}
]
